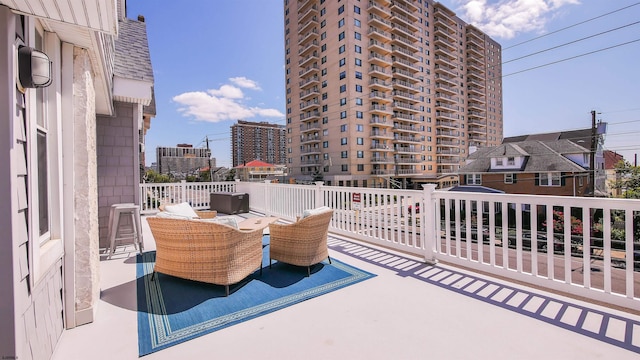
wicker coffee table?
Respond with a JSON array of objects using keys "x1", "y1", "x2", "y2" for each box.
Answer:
[{"x1": 238, "y1": 216, "x2": 279, "y2": 231}]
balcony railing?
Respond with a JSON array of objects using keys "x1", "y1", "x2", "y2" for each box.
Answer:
[{"x1": 140, "y1": 181, "x2": 640, "y2": 311}]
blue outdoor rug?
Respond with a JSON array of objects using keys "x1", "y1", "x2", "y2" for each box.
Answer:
[{"x1": 136, "y1": 236, "x2": 375, "y2": 356}]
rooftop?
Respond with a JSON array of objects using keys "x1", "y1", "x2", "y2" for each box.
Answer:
[{"x1": 52, "y1": 212, "x2": 640, "y2": 359}]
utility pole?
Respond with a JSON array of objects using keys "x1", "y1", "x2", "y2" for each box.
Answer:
[
  {"x1": 589, "y1": 110, "x2": 597, "y2": 197},
  {"x1": 205, "y1": 136, "x2": 213, "y2": 182}
]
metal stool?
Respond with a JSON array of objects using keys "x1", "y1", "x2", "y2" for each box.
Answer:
[{"x1": 107, "y1": 203, "x2": 143, "y2": 259}]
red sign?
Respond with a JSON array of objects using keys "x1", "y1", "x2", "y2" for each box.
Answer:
[{"x1": 352, "y1": 193, "x2": 361, "y2": 202}]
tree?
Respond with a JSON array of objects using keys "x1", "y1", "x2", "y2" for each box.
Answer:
[
  {"x1": 144, "y1": 169, "x2": 171, "y2": 183},
  {"x1": 611, "y1": 160, "x2": 640, "y2": 199}
]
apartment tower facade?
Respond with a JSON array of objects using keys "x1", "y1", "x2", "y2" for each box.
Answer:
[
  {"x1": 284, "y1": 0, "x2": 502, "y2": 188},
  {"x1": 231, "y1": 120, "x2": 287, "y2": 167}
]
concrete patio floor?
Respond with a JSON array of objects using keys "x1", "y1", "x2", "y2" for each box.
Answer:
[{"x1": 52, "y1": 213, "x2": 640, "y2": 359}]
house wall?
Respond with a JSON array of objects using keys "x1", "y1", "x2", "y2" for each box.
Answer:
[
  {"x1": 1, "y1": 8, "x2": 68, "y2": 359},
  {"x1": 97, "y1": 101, "x2": 141, "y2": 249},
  {"x1": 462, "y1": 172, "x2": 590, "y2": 196}
]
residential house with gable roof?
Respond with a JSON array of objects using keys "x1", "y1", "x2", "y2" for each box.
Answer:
[
  {"x1": 455, "y1": 140, "x2": 592, "y2": 196},
  {"x1": 0, "y1": 0, "x2": 154, "y2": 358}
]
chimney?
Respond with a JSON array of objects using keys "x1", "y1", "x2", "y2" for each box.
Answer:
[{"x1": 138, "y1": 15, "x2": 145, "y2": 22}]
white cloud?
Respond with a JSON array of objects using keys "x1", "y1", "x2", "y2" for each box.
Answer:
[
  {"x1": 453, "y1": 0, "x2": 580, "y2": 39},
  {"x1": 173, "y1": 78, "x2": 283, "y2": 123},
  {"x1": 230, "y1": 76, "x2": 261, "y2": 90}
]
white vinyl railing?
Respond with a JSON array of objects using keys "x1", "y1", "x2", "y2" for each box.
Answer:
[
  {"x1": 139, "y1": 180, "x2": 639, "y2": 310},
  {"x1": 139, "y1": 181, "x2": 237, "y2": 214}
]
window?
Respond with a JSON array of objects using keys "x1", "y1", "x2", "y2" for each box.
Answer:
[
  {"x1": 357, "y1": 150, "x2": 364, "y2": 158},
  {"x1": 340, "y1": 71, "x2": 346, "y2": 79},
  {"x1": 338, "y1": 4, "x2": 344, "y2": 14},
  {"x1": 355, "y1": 58, "x2": 362, "y2": 66},
  {"x1": 466, "y1": 174, "x2": 481, "y2": 185},
  {"x1": 357, "y1": 164, "x2": 364, "y2": 171},
  {"x1": 340, "y1": 84, "x2": 346, "y2": 93},
  {"x1": 321, "y1": 20, "x2": 326, "y2": 28},
  {"x1": 321, "y1": 44, "x2": 326, "y2": 52},
  {"x1": 496, "y1": 158, "x2": 503, "y2": 166},
  {"x1": 507, "y1": 157, "x2": 515, "y2": 166},
  {"x1": 323, "y1": 141, "x2": 329, "y2": 148},
  {"x1": 357, "y1": 137, "x2": 364, "y2": 145},
  {"x1": 355, "y1": 85, "x2": 362, "y2": 92},
  {"x1": 356, "y1": 111, "x2": 363, "y2": 118},
  {"x1": 354, "y1": 19, "x2": 361, "y2": 28},
  {"x1": 355, "y1": 45, "x2": 362, "y2": 53},
  {"x1": 339, "y1": 31, "x2": 345, "y2": 40},
  {"x1": 504, "y1": 173, "x2": 514, "y2": 184},
  {"x1": 356, "y1": 124, "x2": 364, "y2": 132},
  {"x1": 338, "y1": 18, "x2": 345, "y2": 28},
  {"x1": 354, "y1": 32, "x2": 361, "y2": 40},
  {"x1": 339, "y1": 58, "x2": 346, "y2": 66},
  {"x1": 340, "y1": 111, "x2": 347, "y2": 119},
  {"x1": 341, "y1": 151, "x2": 348, "y2": 158},
  {"x1": 340, "y1": 124, "x2": 347, "y2": 132},
  {"x1": 339, "y1": 44, "x2": 345, "y2": 54},
  {"x1": 354, "y1": 5, "x2": 360, "y2": 14},
  {"x1": 341, "y1": 138, "x2": 348, "y2": 145},
  {"x1": 340, "y1": 98, "x2": 347, "y2": 106},
  {"x1": 539, "y1": 172, "x2": 561, "y2": 187},
  {"x1": 355, "y1": 71, "x2": 362, "y2": 79},
  {"x1": 342, "y1": 164, "x2": 349, "y2": 171},
  {"x1": 355, "y1": 98, "x2": 363, "y2": 105}
]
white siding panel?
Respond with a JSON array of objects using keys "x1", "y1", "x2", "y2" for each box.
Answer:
[
  {"x1": 83, "y1": 0, "x2": 101, "y2": 34},
  {"x1": 68, "y1": 0, "x2": 87, "y2": 27},
  {"x1": 40, "y1": 0, "x2": 62, "y2": 21},
  {"x1": 55, "y1": 0, "x2": 75, "y2": 24},
  {"x1": 18, "y1": 242, "x2": 29, "y2": 280},
  {"x1": 17, "y1": 143, "x2": 27, "y2": 175},
  {"x1": 17, "y1": 176, "x2": 28, "y2": 210}
]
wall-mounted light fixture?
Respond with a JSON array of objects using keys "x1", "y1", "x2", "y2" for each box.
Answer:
[{"x1": 18, "y1": 46, "x2": 52, "y2": 90}]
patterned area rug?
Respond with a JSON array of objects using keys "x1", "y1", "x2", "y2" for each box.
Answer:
[{"x1": 136, "y1": 236, "x2": 375, "y2": 356}]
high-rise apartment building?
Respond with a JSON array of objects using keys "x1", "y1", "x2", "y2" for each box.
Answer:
[
  {"x1": 156, "y1": 144, "x2": 213, "y2": 177},
  {"x1": 284, "y1": 0, "x2": 502, "y2": 188},
  {"x1": 231, "y1": 120, "x2": 286, "y2": 167}
]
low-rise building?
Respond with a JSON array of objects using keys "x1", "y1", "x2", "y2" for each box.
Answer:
[
  {"x1": 455, "y1": 140, "x2": 591, "y2": 196},
  {"x1": 235, "y1": 160, "x2": 286, "y2": 182}
]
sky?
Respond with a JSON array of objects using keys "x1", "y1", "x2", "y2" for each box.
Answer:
[{"x1": 126, "y1": 0, "x2": 640, "y2": 168}]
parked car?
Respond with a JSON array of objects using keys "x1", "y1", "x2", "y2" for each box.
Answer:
[{"x1": 612, "y1": 250, "x2": 640, "y2": 271}]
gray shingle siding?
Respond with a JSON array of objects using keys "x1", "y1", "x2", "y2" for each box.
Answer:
[{"x1": 114, "y1": 18, "x2": 154, "y2": 81}]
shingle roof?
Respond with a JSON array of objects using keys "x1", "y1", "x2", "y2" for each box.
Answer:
[
  {"x1": 459, "y1": 140, "x2": 588, "y2": 174},
  {"x1": 114, "y1": 18, "x2": 154, "y2": 82}
]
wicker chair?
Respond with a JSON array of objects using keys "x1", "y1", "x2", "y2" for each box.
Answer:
[
  {"x1": 146, "y1": 217, "x2": 263, "y2": 296},
  {"x1": 268, "y1": 208, "x2": 334, "y2": 276}
]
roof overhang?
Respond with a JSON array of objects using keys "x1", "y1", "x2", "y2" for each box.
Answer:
[
  {"x1": 0, "y1": 0, "x2": 118, "y2": 35},
  {"x1": 113, "y1": 76, "x2": 152, "y2": 106}
]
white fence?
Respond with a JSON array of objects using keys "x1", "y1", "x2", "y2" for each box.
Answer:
[
  {"x1": 139, "y1": 181, "x2": 237, "y2": 214},
  {"x1": 140, "y1": 180, "x2": 639, "y2": 310}
]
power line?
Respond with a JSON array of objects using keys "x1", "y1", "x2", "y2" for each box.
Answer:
[
  {"x1": 503, "y1": 2, "x2": 640, "y2": 50},
  {"x1": 502, "y1": 21, "x2": 640, "y2": 64},
  {"x1": 503, "y1": 38, "x2": 640, "y2": 77}
]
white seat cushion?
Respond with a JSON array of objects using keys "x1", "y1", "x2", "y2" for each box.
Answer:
[
  {"x1": 163, "y1": 202, "x2": 199, "y2": 219},
  {"x1": 302, "y1": 206, "x2": 332, "y2": 219},
  {"x1": 197, "y1": 216, "x2": 239, "y2": 229}
]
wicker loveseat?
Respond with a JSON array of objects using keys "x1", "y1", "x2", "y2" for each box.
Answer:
[
  {"x1": 146, "y1": 217, "x2": 264, "y2": 295},
  {"x1": 268, "y1": 207, "x2": 334, "y2": 276}
]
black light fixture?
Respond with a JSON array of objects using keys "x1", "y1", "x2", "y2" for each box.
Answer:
[{"x1": 18, "y1": 46, "x2": 52, "y2": 90}]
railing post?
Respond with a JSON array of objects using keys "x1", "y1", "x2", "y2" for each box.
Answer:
[
  {"x1": 422, "y1": 184, "x2": 437, "y2": 264},
  {"x1": 314, "y1": 181, "x2": 324, "y2": 208},
  {"x1": 180, "y1": 180, "x2": 187, "y2": 205},
  {"x1": 264, "y1": 180, "x2": 271, "y2": 215}
]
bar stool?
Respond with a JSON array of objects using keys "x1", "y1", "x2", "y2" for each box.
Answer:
[{"x1": 107, "y1": 203, "x2": 144, "y2": 259}]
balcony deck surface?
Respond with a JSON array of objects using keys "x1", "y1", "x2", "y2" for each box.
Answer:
[{"x1": 52, "y1": 213, "x2": 640, "y2": 359}]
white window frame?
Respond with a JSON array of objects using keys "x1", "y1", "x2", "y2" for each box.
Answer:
[
  {"x1": 539, "y1": 172, "x2": 561, "y2": 187},
  {"x1": 466, "y1": 173, "x2": 481, "y2": 185},
  {"x1": 504, "y1": 173, "x2": 514, "y2": 184}
]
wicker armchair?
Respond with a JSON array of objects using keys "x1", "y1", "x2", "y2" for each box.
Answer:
[
  {"x1": 268, "y1": 208, "x2": 334, "y2": 276},
  {"x1": 147, "y1": 217, "x2": 263, "y2": 296}
]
